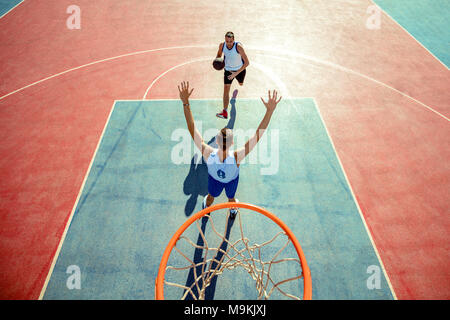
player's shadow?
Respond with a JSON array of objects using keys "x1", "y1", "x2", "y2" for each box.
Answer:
[
  {"x1": 182, "y1": 90, "x2": 238, "y2": 216},
  {"x1": 183, "y1": 214, "x2": 236, "y2": 300}
]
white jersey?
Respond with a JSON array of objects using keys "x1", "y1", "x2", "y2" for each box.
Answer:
[
  {"x1": 207, "y1": 149, "x2": 240, "y2": 183},
  {"x1": 223, "y1": 42, "x2": 244, "y2": 72}
]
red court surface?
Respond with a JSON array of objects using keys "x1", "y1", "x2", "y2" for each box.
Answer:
[{"x1": 0, "y1": 0, "x2": 449, "y2": 299}]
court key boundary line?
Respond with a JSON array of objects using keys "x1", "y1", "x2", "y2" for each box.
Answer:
[
  {"x1": 0, "y1": 0, "x2": 25, "y2": 19},
  {"x1": 39, "y1": 96, "x2": 397, "y2": 300},
  {"x1": 38, "y1": 99, "x2": 118, "y2": 300},
  {"x1": 370, "y1": 0, "x2": 449, "y2": 70},
  {"x1": 312, "y1": 97, "x2": 397, "y2": 300}
]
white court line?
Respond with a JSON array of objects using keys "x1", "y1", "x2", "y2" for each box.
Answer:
[
  {"x1": 143, "y1": 56, "x2": 211, "y2": 99},
  {"x1": 1, "y1": 44, "x2": 447, "y2": 123},
  {"x1": 312, "y1": 97, "x2": 398, "y2": 300},
  {"x1": 38, "y1": 100, "x2": 118, "y2": 300},
  {"x1": 141, "y1": 54, "x2": 310, "y2": 118},
  {"x1": 251, "y1": 61, "x2": 303, "y2": 117},
  {"x1": 0, "y1": 45, "x2": 212, "y2": 101},
  {"x1": 0, "y1": 0, "x2": 25, "y2": 19},
  {"x1": 142, "y1": 57, "x2": 307, "y2": 126},
  {"x1": 142, "y1": 57, "x2": 300, "y2": 114},
  {"x1": 370, "y1": 0, "x2": 449, "y2": 70},
  {"x1": 256, "y1": 52, "x2": 450, "y2": 122}
]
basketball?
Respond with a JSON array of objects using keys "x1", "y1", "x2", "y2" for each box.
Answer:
[{"x1": 212, "y1": 57, "x2": 225, "y2": 70}]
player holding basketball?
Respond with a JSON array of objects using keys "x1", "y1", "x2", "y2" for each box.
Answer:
[
  {"x1": 178, "y1": 81, "x2": 281, "y2": 218},
  {"x1": 215, "y1": 31, "x2": 250, "y2": 119}
]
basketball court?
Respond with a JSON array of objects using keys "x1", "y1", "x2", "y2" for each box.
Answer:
[{"x1": 0, "y1": 0, "x2": 448, "y2": 300}]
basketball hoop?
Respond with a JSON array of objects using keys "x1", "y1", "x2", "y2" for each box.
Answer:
[{"x1": 155, "y1": 202, "x2": 312, "y2": 300}]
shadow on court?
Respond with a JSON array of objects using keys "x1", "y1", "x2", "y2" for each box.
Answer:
[{"x1": 183, "y1": 214, "x2": 236, "y2": 300}]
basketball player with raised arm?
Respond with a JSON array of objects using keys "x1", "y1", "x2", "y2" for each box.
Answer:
[
  {"x1": 178, "y1": 81, "x2": 281, "y2": 218},
  {"x1": 215, "y1": 31, "x2": 250, "y2": 119}
]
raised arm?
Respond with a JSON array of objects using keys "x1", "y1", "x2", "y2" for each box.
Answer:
[
  {"x1": 235, "y1": 90, "x2": 282, "y2": 164},
  {"x1": 178, "y1": 81, "x2": 214, "y2": 161}
]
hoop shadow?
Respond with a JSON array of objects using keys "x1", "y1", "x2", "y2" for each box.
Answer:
[{"x1": 182, "y1": 90, "x2": 238, "y2": 216}]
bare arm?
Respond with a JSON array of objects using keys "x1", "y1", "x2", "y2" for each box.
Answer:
[
  {"x1": 178, "y1": 81, "x2": 214, "y2": 160},
  {"x1": 216, "y1": 42, "x2": 224, "y2": 58},
  {"x1": 235, "y1": 44, "x2": 250, "y2": 74},
  {"x1": 227, "y1": 44, "x2": 250, "y2": 80},
  {"x1": 235, "y1": 90, "x2": 282, "y2": 164}
]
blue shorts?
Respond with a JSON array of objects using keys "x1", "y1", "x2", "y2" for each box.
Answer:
[{"x1": 208, "y1": 174, "x2": 239, "y2": 199}]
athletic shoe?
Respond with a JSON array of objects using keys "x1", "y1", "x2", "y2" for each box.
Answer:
[
  {"x1": 229, "y1": 199, "x2": 239, "y2": 219},
  {"x1": 216, "y1": 109, "x2": 228, "y2": 119}
]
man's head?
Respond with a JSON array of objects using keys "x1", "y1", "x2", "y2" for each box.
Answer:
[
  {"x1": 216, "y1": 127, "x2": 234, "y2": 151},
  {"x1": 225, "y1": 31, "x2": 235, "y2": 49}
]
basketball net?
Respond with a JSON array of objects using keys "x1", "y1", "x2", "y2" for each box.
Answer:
[{"x1": 155, "y1": 202, "x2": 312, "y2": 300}]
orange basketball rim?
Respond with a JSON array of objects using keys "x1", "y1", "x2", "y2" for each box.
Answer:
[{"x1": 155, "y1": 202, "x2": 312, "y2": 300}]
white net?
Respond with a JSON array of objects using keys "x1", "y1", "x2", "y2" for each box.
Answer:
[{"x1": 161, "y1": 207, "x2": 306, "y2": 300}]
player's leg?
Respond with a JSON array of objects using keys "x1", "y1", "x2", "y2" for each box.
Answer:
[
  {"x1": 217, "y1": 71, "x2": 233, "y2": 119},
  {"x1": 236, "y1": 69, "x2": 246, "y2": 86},
  {"x1": 204, "y1": 175, "x2": 224, "y2": 209},
  {"x1": 223, "y1": 84, "x2": 231, "y2": 109},
  {"x1": 202, "y1": 194, "x2": 215, "y2": 209},
  {"x1": 206, "y1": 194, "x2": 214, "y2": 206},
  {"x1": 225, "y1": 176, "x2": 239, "y2": 218}
]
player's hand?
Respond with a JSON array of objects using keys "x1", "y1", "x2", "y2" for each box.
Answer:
[
  {"x1": 178, "y1": 81, "x2": 194, "y2": 104},
  {"x1": 260, "y1": 90, "x2": 282, "y2": 112},
  {"x1": 227, "y1": 72, "x2": 238, "y2": 80}
]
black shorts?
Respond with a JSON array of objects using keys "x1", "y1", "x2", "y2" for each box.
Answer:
[
  {"x1": 224, "y1": 69, "x2": 246, "y2": 85},
  {"x1": 208, "y1": 174, "x2": 239, "y2": 199}
]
